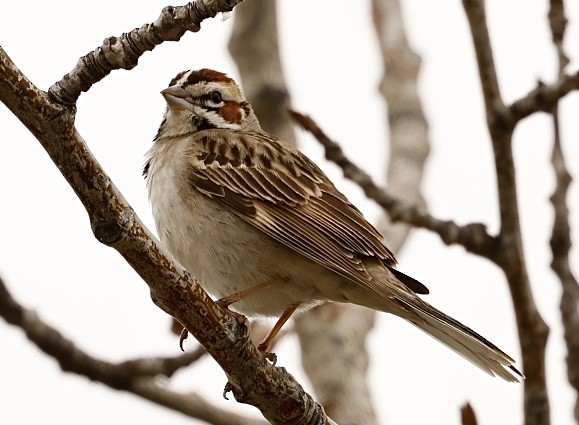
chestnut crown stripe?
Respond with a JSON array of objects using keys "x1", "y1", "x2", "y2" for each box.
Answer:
[{"x1": 169, "y1": 68, "x2": 234, "y2": 88}]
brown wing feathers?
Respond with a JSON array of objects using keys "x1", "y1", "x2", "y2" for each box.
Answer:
[{"x1": 188, "y1": 129, "x2": 428, "y2": 293}]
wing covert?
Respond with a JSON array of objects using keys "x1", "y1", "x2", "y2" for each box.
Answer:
[{"x1": 187, "y1": 130, "x2": 417, "y2": 291}]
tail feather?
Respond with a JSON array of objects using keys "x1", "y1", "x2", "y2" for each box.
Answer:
[{"x1": 394, "y1": 296, "x2": 524, "y2": 382}]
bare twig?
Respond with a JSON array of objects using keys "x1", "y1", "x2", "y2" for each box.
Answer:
[
  {"x1": 0, "y1": 274, "x2": 201, "y2": 383},
  {"x1": 131, "y1": 381, "x2": 269, "y2": 425},
  {"x1": 0, "y1": 274, "x2": 267, "y2": 425},
  {"x1": 547, "y1": 1, "x2": 579, "y2": 422},
  {"x1": 120, "y1": 346, "x2": 207, "y2": 378},
  {"x1": 49, "y1": 0, "x2": 244, "y2": 105},
  {"x1": 290, "y1": 110, "x2": 499, "y2": 260},
  {"x1": 507, "y1": 72, "x2": 579, "y2": 123},
  {"x1": 462, "y1": 1, "x2": 550, "y2": 425}
]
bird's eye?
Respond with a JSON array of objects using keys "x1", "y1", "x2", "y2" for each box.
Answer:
[{"x1": 210, "y1": 91, "x2": 223, "y2": 104}]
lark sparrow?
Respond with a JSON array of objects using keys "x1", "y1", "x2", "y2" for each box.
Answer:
[{"x1": 145, "y1": 69, "x2": 523, "y2": 382}]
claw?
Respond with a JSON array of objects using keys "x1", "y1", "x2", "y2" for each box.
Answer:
[
  {"x1": 223, "y1": 382, "x2": 234, "y2": 400},
  {"x1": 179, "y1": 327, "x2": 189, "y2": 351},
  {"x1": 257, "y1": 342, "x2": 278, "y2": 366},
  {"x1": 216, "y1": 298, "x2": 248, "y2": 324}
]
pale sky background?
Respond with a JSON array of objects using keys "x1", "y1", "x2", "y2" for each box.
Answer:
[{"x1": 1, "y1": 1, "x2": 577, "y2": 424}]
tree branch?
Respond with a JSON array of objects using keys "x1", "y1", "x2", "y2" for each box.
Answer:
[
  {"x1": 228, "y1": 0, "x2": 297, "y2": 147},
  {"x1": 461, "y1": 0, "x2": 504, "y2": 119},
  {"x1": 0, "y1": 274, "x2": 265, "y2": 425},
  {"x1": 547, "y1": 1, "x2": 579, "y2": 422},
  {"x1": 507, "y1": 72, "x2": 579, "y2": 123},
  {"x1": 49, "y1": 0, "x2": 243, "y2": 105},
  {"x1": 371, "y1": 0, "x2": 430, "y2": 252},
  {"x1": 290, "y1": 110, "x2": 500, "y2": 260},
  {"x1": 462, "y1": 2, "x2": 550, "y2": 425},
  {"x1": 0, "y1": 12, "x2": 333, "y2": 423},
  {"x1": 131, "y1": 381, "x2": 269, "y2": 425}
]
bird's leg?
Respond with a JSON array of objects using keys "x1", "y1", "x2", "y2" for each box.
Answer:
[
  {"x1": 217, "y1": 281, "x2": 273, "y2": 308},
  {"x1": 216, "y1": 281, "x2": 274, "y2": 324},
  {"x1": 181, "y1": 282, "x2": 275, "y2": 350},
  {"x1": 257, "y1": 303, "x2": 300, "y2": 364}
]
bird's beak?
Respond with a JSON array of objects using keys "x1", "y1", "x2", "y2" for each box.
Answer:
[{"x1": 161, "y1": 85, "x2": 192, "y2": 111}]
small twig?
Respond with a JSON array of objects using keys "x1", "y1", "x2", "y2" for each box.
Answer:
[
  {"x1": 290, "y1": 110, "x2": 500, "y2": 260},
  {"x1": 502, "y1": 0, "x2": 577, "y2": 127},
  {"x1": 49, "y1": 0, "x2": 244, "y2": 105},
  {"x1": 507, "y1": 72, "x2": 579, "y2": 123},
  {"x1": 120, "y1": 346, "x2": 207, "y2": 378},
  {"x1": 0, "y1": 274, "x2": 267, "y2": 425},
  {"x1": 0, "y1": 275, "x2": 202, "y2": 384},
  {"x1": 131, "y1": 381, "x2": 269, "y2": 425}
]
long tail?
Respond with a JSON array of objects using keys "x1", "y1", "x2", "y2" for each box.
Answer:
[{"x1": 391, "y1": 295, "x2": 523, "y2": 382}]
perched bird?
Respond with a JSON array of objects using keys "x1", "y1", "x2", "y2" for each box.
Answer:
[{"x1": 145, "y1": 68, "x2": 523, "y2": 382}]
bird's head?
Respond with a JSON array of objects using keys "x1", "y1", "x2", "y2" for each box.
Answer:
[{"x1": 157, "y1": 68, "x2": 260, "y2": 138}]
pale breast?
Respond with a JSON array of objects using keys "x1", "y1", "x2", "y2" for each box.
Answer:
[{"x1": 146, "y1": 138, "x2": 333, "y2": 317}]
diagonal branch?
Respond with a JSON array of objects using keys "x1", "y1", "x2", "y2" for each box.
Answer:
[
  {"x1": 0, "y1": 18, "x2": 333, "y2": 425},
  {"x1": 48, "y1": 0, "x2": 243, "y2": 105},
  {"x1": 49, "y1": 0, "x2": 243, "y2": 105},
  {"x1": 0, "y1": 274, "x2": 199, "y2": 384},
  {"x1": 131, "y1": 381, "x2": 269, "y2": 425},
  {"x1": 290, "y1": 110, "x2": 499, "y2": 260},
  {"x1": 0, "y1": 274, "x2": 266, "y2": 425}
]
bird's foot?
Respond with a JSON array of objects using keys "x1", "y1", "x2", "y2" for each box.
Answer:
[{"x1": 257, "y1": 341, "x2": 278, "y2": 366}]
